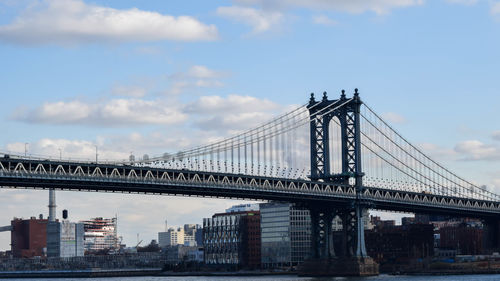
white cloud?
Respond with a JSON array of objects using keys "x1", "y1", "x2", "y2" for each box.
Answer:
[
  {"x1": 195, "y1": 79, "x2": 224, "y2": 88},
  {"x1": 188, "y1": 95, "x2": 282, "y2": 130},
  {"x1": 312, "y1": 15, "x2": 338, "y2": 26},
  {"x1": 233, "y1": 0, "x2": 423, "y2": 15},
  {"x1": 217, "y1": 6, "x2": 284, "y2": 33},
  {"x1": 0, "y1": 0, "x2": 218, "y2": 45},
  {"x1": 417, "y1": 137, "x2": 500, "y2": 163},
  {"x1": 10, "y1": 91, "x2": 283, "y2": 138},
  {"x1": 493, "y1": 131, "x2": 500, "y2": 141},
  {"x1": 187, "y1": 65, "x2": 224, "y2": 79},
  {"x1": 4, "y1": 130, "x2": 198, "y2": 162},
  {"x1": 7, "y1": 138, "x2": 127, "y2": 161},
  {"x1": 186, "y1": 94, "x2": 278, "y2": 113},
  {"x1": 186, "y1": 94, "x2": 287, "y2": 132},
  {"x1": 165, "y1": 65, "x2": 226, "y2": 95},
  {"x1": 217, "y1": 0, "x2": 421, "y2": 34},
  {"x1": 492, "y1": 2, "x2": 500, "y2": 15},
  {"x1": 381, "y1": 112, "x2": 406, "y2": 124},
  {"x1": 454, "y1": 140, "x2": 500, "y2": 161},
  {"x1": 492, "y1": 178, "x2": 500, "y2": 190},
  {"x1": 417, "y1": 142, "x2": 457, "y2": 161},
  {"x1": 12, "y1": 98, "x2": 187, "y2": 127}
]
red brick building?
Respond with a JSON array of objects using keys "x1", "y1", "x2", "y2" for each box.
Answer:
[
  {"x1": 439, "y1": 223, "x2": 483, "y2": 255},
  {"x1": 242, "y1": 211, "x2": 261, "y2": 269},
  {"x1": 366, "y1": 224, "x2": 434, "y2": 264},
  {"x1": 11, "y1": 217, "x2": 48, "y2": 258}
]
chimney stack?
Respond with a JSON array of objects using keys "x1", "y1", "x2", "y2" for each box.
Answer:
[{"x1": 48, "y1": 189, "x2": 56, "y2": 222}]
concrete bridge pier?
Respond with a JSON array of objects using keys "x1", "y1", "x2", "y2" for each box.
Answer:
[{"x1": 299, "y1": 204, "x2": 378, "y2": 277}]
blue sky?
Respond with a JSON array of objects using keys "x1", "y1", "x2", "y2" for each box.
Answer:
[{"x1": 0, "y1": 0, "x2": 499, "y2": 250}]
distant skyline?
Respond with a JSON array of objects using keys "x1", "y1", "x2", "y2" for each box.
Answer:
[{"x1": 1, "y1": 0, "x2": 500, "y2": 250}]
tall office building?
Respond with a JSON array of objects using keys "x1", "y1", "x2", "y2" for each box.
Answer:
[{"x1": 260, "y1": 202, "x2": 311, "y2": 268}]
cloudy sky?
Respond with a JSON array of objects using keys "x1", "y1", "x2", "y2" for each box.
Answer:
[{"x1": 1, "y1": 0, "x2": 500, "y2": 250}]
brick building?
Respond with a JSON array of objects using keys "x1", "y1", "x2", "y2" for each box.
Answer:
[
  {"x1": 366, "y1": 223, "x2": 434, "y2": 264},
  {"x1": 439, "y1": 223, "x2": 483, "y2": 255},
  {"x1": 11, "y1": 217, "x2": 48, "y2": 258},
  {"x1": 244, "y1": 211, "x2": 261, "y2": 268}
]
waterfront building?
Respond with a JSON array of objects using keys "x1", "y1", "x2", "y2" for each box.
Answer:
[
  {"x1": 184, "y1": 224, "x2": 202, "y2": 246},
  {"x1": 439, "y1": 223, "x2": 483, "y2": 255},
  {"x1": 203, "y1": 209, "x2": 261, "y2": 268},
  {"x1": 226, "y1": 203, "x2": 260, "y2": 213},
  {"x1": 370, "y1": 216, "x2": 396, "y2": 228},
  {"x1": 10, "y1": 216, "x2": 47, "y2": 258},
  {"x1": 46, "y1": 220, "x2": 85, "y2": 257},
  {"x1": 260, "y1": 202, "x2": 311, "y2": 269},
  {"x1": 187, "y1": 247, "x2": 204, "y2": 262},
  {"x1": 80, "y1": 217, "x2": 119, "y2": 253},
  {"x1": 184, "y1": 234, "x2": 196, "y2": 246},
  {"x1": 195, "y1": 226, "x2": 203, "y2": 246},
  {"x1": 365, "y1": 223, "x2": 434, "y2": 266},
  {"x1": 249, "y1": 210, "x2": 262, "y2": 267},
  {"x1": 159, "y1": 227, "x2": 184, "y2": 247},
  {"x1": 159, "y1": 224, "x2": 203, "y2": 248},
  {"x1": 402, "y1": 217, "x2": 415, "y2": 226},
  {"x1": 165, "y1": 244, "x2": 203, "y2": 264}
]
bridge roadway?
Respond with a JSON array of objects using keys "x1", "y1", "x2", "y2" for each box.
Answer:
[{"x1": 0, "y1": 157, "x2": 499, "y2": 219}]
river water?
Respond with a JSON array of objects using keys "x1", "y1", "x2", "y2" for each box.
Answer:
[{"x1": 5, "y1": 275, "x2": 500, "y2": 281}]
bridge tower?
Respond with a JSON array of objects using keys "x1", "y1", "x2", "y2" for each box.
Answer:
[{"x1": 300, "y1": 89, "x2": 378, "y2": 276}]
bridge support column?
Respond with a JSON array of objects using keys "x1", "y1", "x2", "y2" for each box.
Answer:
[
  {"x1": 300, "y1": 90, "x2": 378, "y2": 276},
  {"x1": 310, "y1": 207, "x2": 335, "y2": 259},
  {"x1": 483, "y1": 219, "x2": 500, "y2": 254},
  {"x1": 299, "y1": 205, "x2": 378, "y2": 277},
  {"x1": 355, "y1": 203, "x2": 367, "y2": 257}
]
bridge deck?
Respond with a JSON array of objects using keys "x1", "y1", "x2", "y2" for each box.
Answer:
[{"x1": 0, "y1": 157, "x2": 499, "y2": 218}]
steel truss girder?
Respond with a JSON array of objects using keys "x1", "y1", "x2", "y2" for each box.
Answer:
[{"x1": 0, "y1": 158, "x2": 498, "y2": 216}]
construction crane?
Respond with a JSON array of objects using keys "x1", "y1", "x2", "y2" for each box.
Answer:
[{"x1": 136, "y1": 233, "x2": 143, "y2": 249}]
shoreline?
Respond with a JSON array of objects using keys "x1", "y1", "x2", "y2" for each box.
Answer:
[
  {"x1": 159, "y1": 271, "x2": 294, "y2": 276},
  {"x1": 1, "y1": 269, "x2": 500, "y2": 278},
  {"x1": 400, "y1": 269, "x2": 500, "y2": 276},
  {"x1": 0, "y1": 268, "x2": 162, "y2": 279}
]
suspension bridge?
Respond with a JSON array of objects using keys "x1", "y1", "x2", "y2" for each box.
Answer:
[{"x1": 0, "y1": 89, "x2": 498, "y2": 276}]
